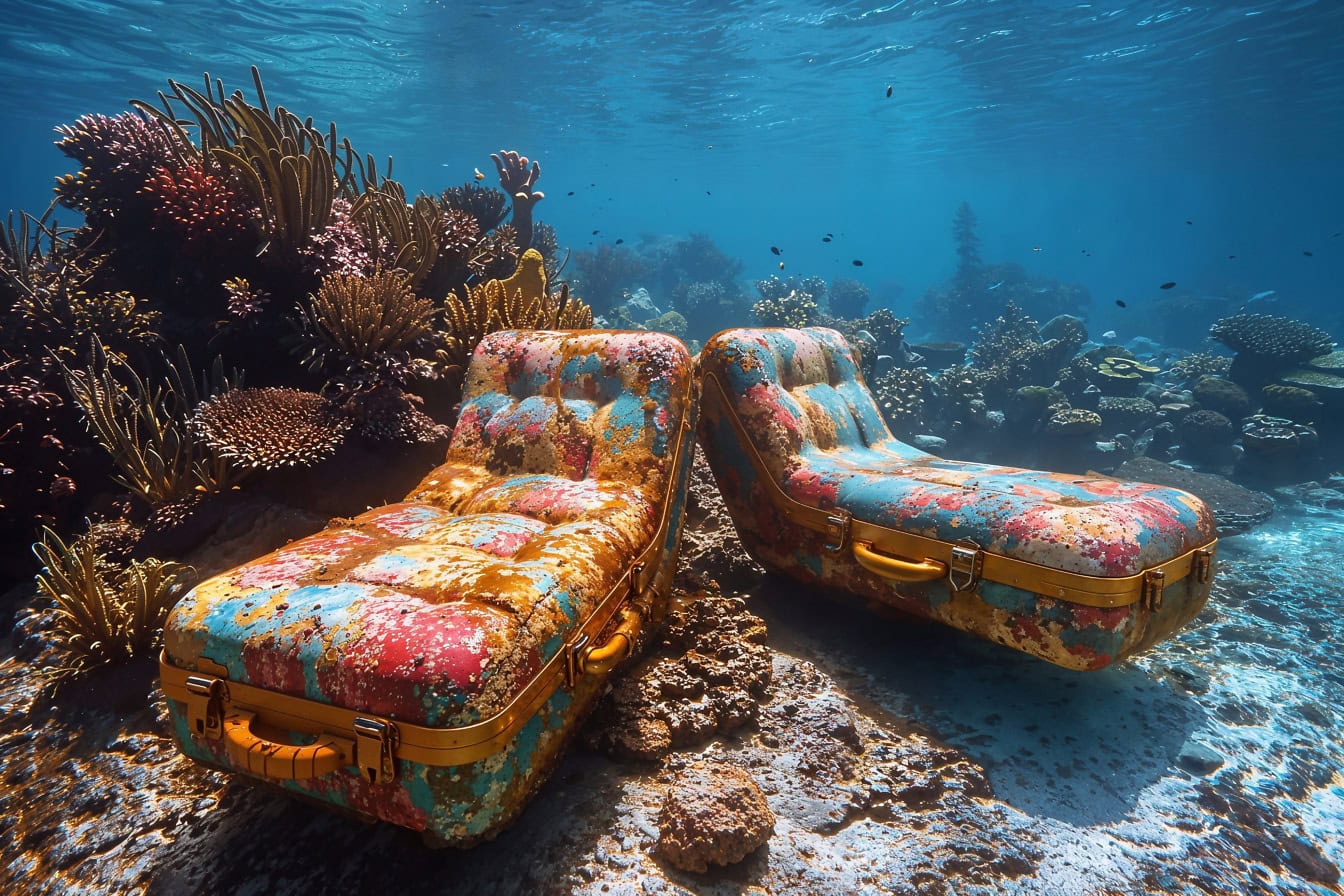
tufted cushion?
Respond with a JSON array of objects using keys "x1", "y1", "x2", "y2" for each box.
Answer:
[
  {"x1": 165, "y1": 329, "x2": 694, "y2": 728},
  {"x1": 700, "y1": 327, "x2": 1216, "y2": 577}
]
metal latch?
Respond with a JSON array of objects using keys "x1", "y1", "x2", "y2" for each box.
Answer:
[
  {"x1": 184, "y1": 675, "x2": 225, "y2": 741},
  {"x1": 353, "y1": 717, "x2": 397, "y2": 785},
  {"x1": 822, "y1": 509, "x2": 851, "y2": 553},
  {"x1": 1142, "y1": 569, "x2": 1166, "y2": 612},
  {"x1": 948, "y1": 543, "x2": 984, "y2": 593},
  {"x1": 1193, "y1": 548, "x2": 1214, "y2": 585},
  {"x1": 564, "y1": 631, "x2": 591, "y2": 689}
]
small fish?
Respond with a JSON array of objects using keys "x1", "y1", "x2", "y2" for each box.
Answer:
[
  {"x1": 1115, "y1": 299, "x2": 1127, "y2": 308},
  {"x1": 852, "y1": 259, "x2": 864, "y2": 267},
  {"x1": 1229, "y1": 255, "x2": 1237, "y2": 259},
  {"x1": 1185, "y1": 220, "x2": 1193, "y2": 225},
  {"x1": 1304, "y1": 250, "x2": 1313, "y2": 256},
  {"x1": 592, "y1": 229, "x2": 599, "y2": 235},
  {"x1": 706, "y1": 191, "x2": 712, "y2": 196},
  {"x1": 567, "y1": 191, "x2": 575, "y2": 196},
  {"x1": 779, "y1": 261, "x2": 786, "y2": 270},
  {"x1": 770, "y1": 246, "x2": 782, "y2": 256},
  {"x1": 885, "y1": 85, "x2": 893, "y2": 98},
  {"x1": 986, "y1": 281, "x2": 1004, "y2": 291},
  {"x1": 1333, "y1": 232, "x2": 1341, "y2": 237},
  {"x1": 1250, "y1": 290, "x2": 1277, "y2": 301},
  {"x1": 474, "y1": 167, "x2": 485, "y2": 181},
  {"x1": 822, "y1": 236, "x2": 832, "y2": 243},
  {"x1": 1102, "y1": 330, "x2": 1118, "y2": 340},
  {"x1": 1160, "y1": 281, "x2": 1176, "y2": 289},
  {"x1": 1032, "y1": 246, "x2": 1042, "y2": 252},
  {"x1": 615, "y1": 238, "x2": 624, "y2": 245},
  {"x1": 826, "y1": 232, "x2": 834, "y2": 237}
]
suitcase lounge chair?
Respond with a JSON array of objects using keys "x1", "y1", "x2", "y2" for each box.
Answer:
[
  {"x1": 161, "y1": 329, "x2": 697, "y2": 844},
  {"x1": 697, "y1": 326, "x2": 1217, "y2": 671}
]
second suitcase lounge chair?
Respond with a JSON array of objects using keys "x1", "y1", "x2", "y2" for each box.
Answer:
[{"x1": 697, "y1": 326, "x2": 1217, "y2": 671}]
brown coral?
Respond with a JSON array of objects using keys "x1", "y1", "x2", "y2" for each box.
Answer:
[
  {"x1": 192, "y1": 387, "x2": 352, "y2": 470},
  {"x1": 299, "y1": 269, "x2": 437, "y2": 376}
]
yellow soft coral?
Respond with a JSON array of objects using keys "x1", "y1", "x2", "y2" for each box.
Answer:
[{"x1": 499, "y1": 248, "x2": 548, "y2": 305}]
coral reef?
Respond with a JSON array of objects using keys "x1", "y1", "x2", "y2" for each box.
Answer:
[
  {"x1": 826, "y1": 277, "x2": 870, "y2": 319},
  {"x1": 1261, "y1": 384, "x2": 1323, "y2": 421},
  {"x1": 1168, "y1": 352, "x2": 1233, "y2": 386},
  {"x1": 752, "y1": 288, "x2": 818, "y2": 328},
  {"x1": 1192, "y1": 376, "x2": 1252, "y2": 421},
  {"x1": 298, "y1": 268, "x2": 437, "y2": 383},
  {"x1": 490, "y1": 150, "x2": 543, "y2": 251},
  {"x1": 31, "y1": 527, "x2": 194, "y2": 678},
  {"x1": 873, "y1": 368, "x2": 931, "y2": 439},
  {"x1": 191, "y1": 387, "x2": 351, "y2": 471},
  {"x1": 440, "y1": 249, "x2": 594, "y2": 373},
  {"x1": 1210, "y1": 313, "x2": 1335, "y2": 362},
  {"x1": 1177, "y1": 409, "x2": 1237, "y2": 462}
]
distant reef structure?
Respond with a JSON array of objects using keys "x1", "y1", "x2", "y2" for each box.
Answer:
[{"x1": 0, "y1": 67, "x2": 594, "y2": 653}]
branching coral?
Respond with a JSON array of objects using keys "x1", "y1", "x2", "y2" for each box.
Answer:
[
  {"x1": 752, "y1": 290, "x2": 818, "y2": 329},
  {"x1": 490, "y1": 150, "x2": 543, "y2": 250},
  {"x1": 440, "y1": 249, "x2": 593, "y2": 373},
  {"x1": 1168, "y1": 352, "x2": 1233, "y2": 385},
  {"x1": 59, "y1": 341, "x2": 235, "y2": 506},
  {"x1": 350, "y1": 182, "x2": 441, "y2": 288},
  {"x1": 439, "y1": 183, "x2": 509, "y2": 232},
  {"x1": 192, "y1": 387, "x2": 351, "y2": 470},
  {"x1": 298, "y1": 269, "x2": 437, "y2": 382},
  {"x1": 54, "y1": 112, "x2": 185, "y2": 229},
  {"x1": 33, "y1": 526, "x2": 194, "y2": 678},
  {"x1": 143, "y1": 160, "x2": 255, "y2": 253},
  {"x1": 873, "y1": 368, "x2": 931, "y2": 438},
  {"x1": 1210, "y1": 313, "x2": 1335, "y2": 362},
  {"x1": 967, "y1": 302, "x2": 1075, "y2": 403}
]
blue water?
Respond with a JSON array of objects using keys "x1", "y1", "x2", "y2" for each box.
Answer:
[{"x1": 3, "y1": 0, "x2": 1342, "y2": 328}]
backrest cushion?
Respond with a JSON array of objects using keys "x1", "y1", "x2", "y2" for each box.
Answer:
[{"x1": 446, "y1": 329, "x2": 693, "y2": 488}]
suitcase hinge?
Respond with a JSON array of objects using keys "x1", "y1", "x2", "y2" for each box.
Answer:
[
  {"x1": 948, "y1": 543, "x2": 984, "y2": 593},
  {"x1": 352, "y1": 717, "x2": 397, "y2": 785},
  {"x1": 822, "y1": 509, "x2": 851, "y2": 553},
  {"x1": 1193, "y1": 548, "x2": 1213, "y2": 585},
  {"x1": 184, "y1": 675, "x2": 225, "y2": 741},
  {"x1": 1142, "y1": 569, "x2": 1166, "y2": 612}
]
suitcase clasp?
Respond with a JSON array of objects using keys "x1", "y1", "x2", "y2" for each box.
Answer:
[
  {"x1": 185, "y1": 675, "x2": 225, "y2": 741},
  {"x1": 822, "y1": 509, "x2": 851, "y2": 553},
  {"x1": 948, "y1": 543, "x2": 984, "y2": 593},
  {"x1": 353, "y1": 717, "x2": 397, "y2": 785},
  {"x1": 1142, "y1": 569, "x2": 1166, "y2": 612},
  {"x1": 1192, "y1": 547, "x2": 1214, "y2": 585}
]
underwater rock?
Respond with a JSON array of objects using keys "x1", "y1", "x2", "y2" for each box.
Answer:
[
  {"x1": 677, "y1": 451, "x2": 765, "y2": 591},
  {"x1": 1176, "y1": 739, "x2": 1225, "y2": 776},
  {"x1": 1113, "y1": 457, "x2": 1273, "y2": 535},
  {"x1": 655, "y1": 762, "x2": 775, "y2": 873},
  {"x1": 584, "y1": 591, "x2": 772, "y2": 761}
]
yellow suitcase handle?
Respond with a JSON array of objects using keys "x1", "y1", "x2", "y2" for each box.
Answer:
[
  {"x1": 223, "y1": 710, "x2": 351, "y2": 780},
  {"x1": 578, "y1": 607, "x2": 643, "y2": 676},
  {"x1": 852, "y1": 541, "x2": 948, "y2": 582}
]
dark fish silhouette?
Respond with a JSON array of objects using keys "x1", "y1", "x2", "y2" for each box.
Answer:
[
  {"x1": 822, "y1": 236, "x2": 832, "y2": 243},
  {"x1": 779, "y1": 262, "x2": 785, "y2": 270},
  {"x1": 1186, "y1": 220, "x2": 1193, "y2": 225},
  {"x1": 886, "y1": 85, "x2": 893, "y2": 98},
  {"x1": 1304, "y1": 250, "x2": 1314, "y2": 257},
  {"x1": 567, "y1": 191, "x2": 574, "y2": 196},
  {"x1": 852, "y1": 259, "x2": 864, "y2": 267},
  {"x1": 706, "y1": 191, "x2": 711, "y2": 196},
  {"x1": 1229, "y1": 255, "x2": 1237, "y2": 259},
  {"x1": 1115, "y1": 299, "x2": 1127, "y2": 308},
  {"x1": 615, "y1": 238, "x2": 624, "y2": 245},
  {"x1": 1160, "y1": 281, "x2": 1176, "y2": 289},
  {"x1": 770, "y1": 246, "x2": 781, "y2": 255},
  {"x1": 592, "y1": 230, "x2": 599, "y2": 235}
]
